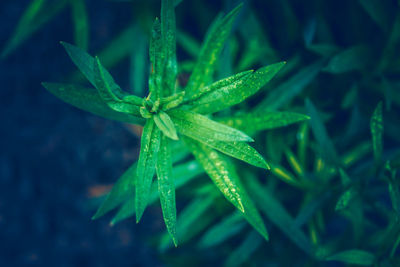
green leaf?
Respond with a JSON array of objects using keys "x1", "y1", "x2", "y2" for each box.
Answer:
[
  {"x1": 161, "y1": 0, "x2": 177, "y2": 96},
  {"x1": 42, "y1": 83, "x2": 144, "y2": 124},
  {"x1": 70, "y1": 0, "x2": 89, "y2": 50},
  {"x1": 224, "y1": 231, "x2": 263, "y2": 267},
  {"x1": 191, "y1": 62, "x2": 286, "y2": 114},
  {"x1": 92, "y1": 162, "x2": 137, "y2": 220},
  {"x1": 370, "y1": 101, "x2": 383, "y2": 164},
  {"x1": 358, "y1": 0, "x2": 391, "y2": 32},
  {"x1": 93, "y1": 57, "x2": 141, "y2": 114},
  {"x1": 325, "y1": 250, "x2": 376, "y2": 265},
  {"x1": 136, "y1": 119, "x2": 161, "y2": 222},
  {"x1": 176, "y1": 30, "x2": 201, "y2": 58},
  {"x1": 185, "y1": 4, "x2": 243, "y2": 95},
  {"x1": 111, "y1": 160, "x2": 203, "y2": 224},
  {"x1": 149, "y1": 18, "x2": 164, "y2": 100},
  {"x1": 154, "y1": 111, "x2": 179, "y2": 140},
  {"x1": 256, "y1": 60, "x2": 324, "y2": 111},
  {"x1": 305, "y1": 98, "x2": 338, "y2": 165},
  {"x1": 335, "y1": 188, "x2": 357, "y2": 211},
  {"x1": 156, "y1": 135, "x2": 177, "y2": 246},
  {"x1": 184, "y1": 138, "x2": 245, "y2": 213},
  {"x1": 218, "y1": 112, "x2": 310, "y2": 132},
  {"x1": 185, "y1": 70, "x2": 253, "y2": 102},
  {"x1": 130, "y1": 26, "x2": 148, "y2": 97},
  {"x1": 323, "y1": 44, "x2": 372, "y2": 73},
  {"x1": 168, "y1": 109, "x2": 253, "y2": 142},
  {"x1": 248, "y1": 177, "x2": 314, "y2": 255},
  {"x1": 184, "y1": 137, "x2": 269, "y2": 240},
  {"x1": 198, "y1": 212, "x2": 246, "y2": 248},
  {"x1": 1, "y1": 0, "x2": 68, "y2": 58},
  {"x1": 61, "y1": 42, "x2": 143, "y2": 106}
]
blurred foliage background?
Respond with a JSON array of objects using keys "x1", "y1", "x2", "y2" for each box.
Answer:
[{"x1": 1, "y1": 0, "x2": 400, "y2": 266}]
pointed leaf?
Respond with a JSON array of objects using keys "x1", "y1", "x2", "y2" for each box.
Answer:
[
  {"x1": 136, "y1": 119, "x2": 161, "y2": 222},
  {"x1": 218, "y1": 112, "x2": 310, "y2": 132},
  {"x1": 92, "y1": 162, "x2": 137, "y2": 220},
  {"x1": 42, "y1": 83, "x2": 144, "y2": 124},
  {"x1": 154, "y1": 111, "x2": 179, "y2": 140},
  {"x1": 184, "y1": 137, "x2": 269, "y2": 240},
  {"x1": 156, "y1": 135, "x2": 177, "y2": 246},
  {"x1": 323, "y1": 44, "x2": 372, "y2": 73},
  {"x1": 70, "y1": 0, "x2": 89, "y2": 50},
  {"x1": 161, "y1": 0, "x2": 177, "y2": 96},
  {"x1": 168, "y1": 109, "x2": 253, "y2": 142},
  {"x1": 192, "y1": 62, "x2": 286, "y2": 114},
  {"x1": 93, "y1": 57, "x2": 141, "y2": 114},
  {"x1": 325, "y1": 250, "x2": 375, "y2": 265},
  {"x1": 185, "y1": 4, "x2": 243, "y2": 95},
  {"x1": 370, "y1": 101, "x2": 383, "y2": 164}
]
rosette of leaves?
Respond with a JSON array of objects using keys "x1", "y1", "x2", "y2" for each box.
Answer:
[{"x1": 42, "y1": 0, "x2": 308, "y2": 246}]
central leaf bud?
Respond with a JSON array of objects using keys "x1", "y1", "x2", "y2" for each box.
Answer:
[{"x1": 140, "y1": 98, "x2": 161, "y2": 119}]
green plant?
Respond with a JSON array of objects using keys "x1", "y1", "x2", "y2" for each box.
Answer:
[{"x1": 42, "y1": 0, "x2": 308, "y2": 246}]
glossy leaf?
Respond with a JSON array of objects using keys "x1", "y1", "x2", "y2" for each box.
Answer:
[
  {"x1": 168, "y1": 109, "x2": 253, "y2": 142},
  {"x1": 326, "y1": 250, "x2": 375, "y2": 265},
  {"x1": 185, "y1": 4, "x2": 243, "y2": 95},
  {"x1": 1, "y1": 0, "x2": 68, "y2": 58},
  {"x1": 156, "y1": 135, "x2": 177, "y2": 246},
  {"x1": 192, "y1": 62, "x2": 286, "y2": 114},
  {"x1": 42, "y1": 83, "x2": 144, "y2": 124},
  {"x1": 161, "y1": 0, "x2": 177, "y2": 96},
  {"x1": 70, "y1": 0, "x2": 89, "y2": 50},
  {"x1": 218, "y1": 112, "x2": 310, "y2": 132},
  {"x1": 136, "y1": 119, "x2": 161, "y2": 223},
  {"x1": 370, "y1": 102, "x2": 383, "y2": 163},
  {"x1": 93, "y1": 57, "x2": 141, "y2": 114},
  {"x1": 92, "y1": 163, "x2": 137, "y2": 220},
  {"x1": 149, "y1": 18, "x2": 164, "y2": 100},
  {"x1": 154, "y1": 111, "x2": 179, "y2": 140}
]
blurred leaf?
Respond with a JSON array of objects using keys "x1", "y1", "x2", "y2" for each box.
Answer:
[
  {"x1": 224, "y1": 231, "x2": 263, "y2": 267},
  {"x1": 1, "y1": 0, "x2": 68, "y2": 58},
  {"x1": 185, "y1": 4, "x2": 243, "y2": 95},
  {"x1": 136, "y1": 119, "x2": 161, "y2": 222},
  {"x1": 218, "y1": 111, "x2": 309, "y2": 133},
  {"x1": 248, "y1": 177, "x2": 314, "y2": 256},
  {"x1": 198, "y1": 212, "x2": 245, "y2": 248},
  {"x1": 325, "y1": 250, "x2": 375, "y2": 265},
  {"x1": 176, "y1": 30, "x2": 201, "y2": 58},
  {"x1": 305, "y1": 98, "x2": 338, "y2": 165},
  {"x1": 154, "y1": 111, "x2": 179, "y2": 140},
  {"x1": 307, "y1": 43, "x2": 340, "y2": 57},
  {"x1": 156, "y1": 135, "x2": 177, "y2": 246},
  {"x1": 168, "y1": 109, "x2": 253, "y2": 142},
  {"x1": 92, "y1": 163, "x2": 137, "y2": 220},
  {"x1": 323, "y1": 45, "x2": 372, "y2": 74},
  {"x1": 93, "y1": 57, "x2": 141, "y2": 115},
  {"x1": 256, "y1": 60, "x2": 324, "y2": 111},
  {"x1": 130, "y1": 27, "x2": 148, "y2": 97},
  {"x1": 370, "y1": 101, "x2": 383, "y2": 164},
  {"x1": 358, "y1": 0, "x2": 391, "y2": 32},
  {"x1": 70, "y1": 0, "x2": 89, "y2": 50},
  {"x1": 161, "y1": 0, "x2": 177, "y2": 96},
  {"x1": 42, "y1": 83, "x2": 144, "y2": 124},
  {"x1": 335, "y1": 188, "x2": 357, "y2": 211},
  {"x1": 191, "y1": 62, "x2": 286, "y2": 114}
]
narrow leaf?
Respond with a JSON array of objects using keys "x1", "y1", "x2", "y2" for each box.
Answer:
[
  {"x1": 136, "y1": 119, "x2": 161, "y2": 222},
  {"x1": 370, "y1": 101, "x2": 383, "y2": 164},
  {"x1": 154, "y1": 111, "x2": 179, "y2": 140},
  {"x1": 156, "y1": 135, "x2": 177, "y2": 246},
  {"x1": 185, "y1": 4, "x2": 243, "y2": 95},
  {"x1": 192, "y1": 62, "x2": 286, "y2": 114},
  {"x1": 323, "y1": 44, "x2": 372, "y2": 74},
  {"x1": 93, "y1": 57, "x2": 141, "y2": 114},
  {"x1": 358, "y1": 0, "x2": 391, "y2": 32},
  {"x1": 218, "y1": 112, "x2": 310, "y2": 132},
  {"x1": 42, "y1": 83, "x2": 144, "y2": 124},
  {"x1": 149, "y1": 18, "x2": 164, "y2": 100},
  {"x1": 184, "y1": 137, "x2": 269, "y2": 240},
  {"x1": 161, "y1": 0, "x2": 177, "y2": 96},
  {"x1": 168, "y1": 109, "x2": 253, "y2": 142},
  {"x1": 70, "y1": 0, "x2": 89, "y2": 50},
  {"x1": 224, "y1": 231, "x2": 263, "y2": 267},
  {"x1": 92, "y1": 163, "x2": 137, "y2": 220},
  {"x1": 325, "y1": 250, "x2": 375, "y2": 265}
]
